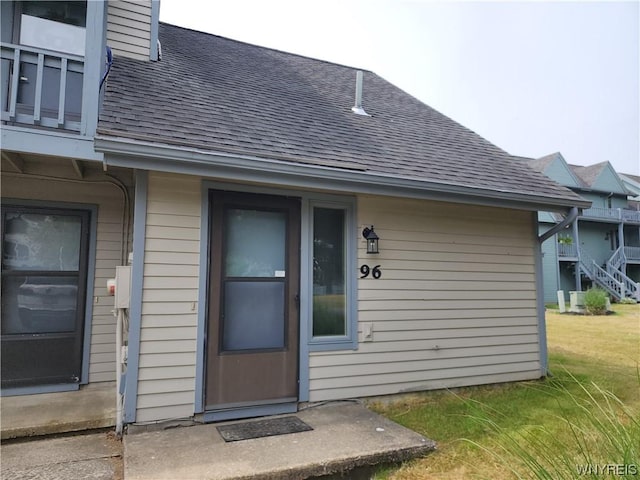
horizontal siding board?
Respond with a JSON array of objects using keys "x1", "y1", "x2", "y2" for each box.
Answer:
[
  {"x1": 110, "y1": 0, "x2": 152, "y2": 16},
  {"x1": 107, "y1": 40, "x2": 150, "y2": 58},
  {"x1": 145, "y1": 225, "x2": 200, "y2": 241},
  {"x1": 137, "y1": 378, "x2": 194, "y2": 395},
  {"x1": 145, "y1": 238, "x2": 200, "y2": 253},
  {"x1": 138, "y1": 366, "x2": 195, "y2": 381},
  {"x1": 143, "y1": 276, "x2": 200, "y2": 289},
  {"x1": 366, "y1": 325, "x2": 538, "y2": 342},
  {"x1": 311, "y1": 353, "x2": 540, "y2": 380},
  {"x1": 359, "y1": 308, "x2": 538, "y2": 321},
  {"x1": 344, "y1": 335, "x2": 540, "y2": 353},
  {"x1": 359, "y1": 299, "x2": 537, "y2": 311},
  {"x1": 141, "y1": 303, "x2": 198, "y2": 315},
  {"x1": 139, "y1": 314, "x2": 198, "y2": 329},
  {"x1": 142, "y1": 289, "x2": 199, "y2": 302},
  {"x1": 366, "y1": 260, "x2": 534, "y2": 273},
  {"x1": 358, "y1": 289, "x2": 536, "y2": 301},
  {"x1": 138, "y1": 352, "x2": 196, "y2": 368},
  {"x1": 139, "y1": 339, "x2": 197, "y2": 354},
  {"x1": 310, "y1": 361, "x2": 540, "y2": 391},
  {"x1": 144, "y1": 263, "x2": 200, "y2": 278},
  {"x1": 363, "y1": 317, "x2": 536, "y2": 331},
  {"x1": 310, "y1": 344, "x2": 539, "y2": 367},
  {"x1": 135, "y1": 405, "x2": 194, "y2": 423},
  {"x1": 108, "y1": 17, "x2": 151, "y2": 37},
  {"x1": 309, "y1": 371, "x2": 541, "y2": 402},
  {"x1": 107, "y1": 4, "x2": 151, "y2": 24},
  {"x1": 146, "y1": 213, "x2": 200, "y2": 228},
  {"x1": 136, "y1": 391, "x2": 194, "y2": 409},
  {"x1": 144, "y1": 252, "x2": 199, "y2": 265}
]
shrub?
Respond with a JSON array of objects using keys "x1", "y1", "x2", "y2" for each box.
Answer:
[{"x1": 584, "y1": 288, "x2": 608, "y2": 315}]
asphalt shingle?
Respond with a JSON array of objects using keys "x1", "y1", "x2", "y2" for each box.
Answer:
[{"x1": 99, "y1": 23, "x2": 585, "y2": 206}]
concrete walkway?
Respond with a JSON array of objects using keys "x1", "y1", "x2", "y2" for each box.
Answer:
[
  {"x1": 0, "y1": 402, "x2": 434, "y2": 480},
  {"x1": 125, "y1": 402, "x2": 435, "y2": 480},
  {"x1": 1, "y1": 431, "x2": 123, "y2": 480}
]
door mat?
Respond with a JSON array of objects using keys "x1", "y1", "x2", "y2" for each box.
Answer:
[{"x1": 216, "y1": 416, "x2": 313, "y2": 442}]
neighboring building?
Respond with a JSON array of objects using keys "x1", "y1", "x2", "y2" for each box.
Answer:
[
  {"x1": 527, "y1": 153, "x2": 640, "y2": 303},
  {"x1": 2, "y1": 2, "x2": 588, "y2": 436}
]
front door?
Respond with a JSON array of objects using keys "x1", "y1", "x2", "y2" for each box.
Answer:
[
  {"x1": 205, "y1": 191, "x2": 300, "y2": 414},
  {"x1": 1, "y1": 205, "x2": 90, "y2": 388}
]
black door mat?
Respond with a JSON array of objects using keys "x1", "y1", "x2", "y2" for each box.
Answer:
[{"x1": 216, "y1": 416, "x2": 313, "y2": 442}]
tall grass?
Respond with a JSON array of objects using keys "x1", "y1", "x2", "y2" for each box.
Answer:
[{"x1": 462, "y1": 371, "x2": 640, "y2": 479}]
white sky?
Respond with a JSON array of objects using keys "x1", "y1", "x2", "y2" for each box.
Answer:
[{"x1": 159, "y1": 0, "x2": 640, "y2": 175}]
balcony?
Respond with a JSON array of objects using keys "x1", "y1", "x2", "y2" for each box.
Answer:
[
  {"x1": 581, "y1": 207, "x2": 640, "y2": 224},
  {"x1": 558, "y1": 243, "x2": 578, "y2": 258},
  {"x1": 1, "y1": 42, "x2": 84, "y2": 132},
  {"x1": 625, "y1": 246, "x2": 640, "y2": 262}
]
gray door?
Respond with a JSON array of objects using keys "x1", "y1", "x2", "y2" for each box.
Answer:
[{"x1": 205, "y1": 191, "x2": 300, "y2": 412}]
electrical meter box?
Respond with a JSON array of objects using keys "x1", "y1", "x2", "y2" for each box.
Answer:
[{"x1": 115, "y1": 266, "x2": 132, "y2": 309}]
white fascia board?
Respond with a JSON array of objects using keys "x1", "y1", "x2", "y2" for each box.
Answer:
[{"x1": 94, "y1": 136, "x2": 589, "y2": 213}]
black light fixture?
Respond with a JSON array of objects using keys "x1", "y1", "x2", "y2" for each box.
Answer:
[{"x1": 362, "y1": 226, "x2": 379, "y2": 254}]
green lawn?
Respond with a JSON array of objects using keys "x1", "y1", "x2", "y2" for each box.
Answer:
[{"x1": 370, "y1": 304, "x2": 640, "y2": 479}]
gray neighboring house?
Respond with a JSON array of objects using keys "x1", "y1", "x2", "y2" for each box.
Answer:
[
  {"x1": 3, "y1": 9, "x2": 588, "y2": 436},
  {"x1": 527, "y1": 152, "x2": 640, "y2": 303}
]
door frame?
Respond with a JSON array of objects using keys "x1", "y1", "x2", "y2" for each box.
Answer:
[
  {"x1": 195, "y1": 181, "x2": 358, "y2": 418},
  {"x1": 204, "y1": 189, "x2": 301, "y2": 420},
  {"x1": 0, "y1": 199, "x2": 98, "y2": 396}
]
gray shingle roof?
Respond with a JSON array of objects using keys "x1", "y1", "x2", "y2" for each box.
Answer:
[{"x1": 99, "y1": 23, "x2": 585, "y2": 207}]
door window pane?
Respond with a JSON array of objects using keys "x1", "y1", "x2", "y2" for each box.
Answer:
[
  {"x1": 2, "y1": 213, "x2": 81, "y2": 271},
  {"x1": 222, "y1": 281, "x2": 285, "y2": 351},
  {"x1": 1, "y1": 276, "x2": 78, "y2": 334},
  {"x1": 313, "y1": 208, "x2": 346, "y2": 336},
  {"x1": 225, "y1": 209, "x2": 286, "y2": 277}
]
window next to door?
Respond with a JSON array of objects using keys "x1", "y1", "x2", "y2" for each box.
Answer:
[{"x1": 308, "y1": 199, "x2": 357, "y2": 351}]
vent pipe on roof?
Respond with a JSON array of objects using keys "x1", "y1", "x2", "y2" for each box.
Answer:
[{"x1": 351, "y1": 70, "x2": 371, "y2": 116}]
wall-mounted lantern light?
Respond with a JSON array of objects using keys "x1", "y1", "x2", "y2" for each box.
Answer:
[{"x1": 362, "y1": 225, "x2": 379, "y2": 254}]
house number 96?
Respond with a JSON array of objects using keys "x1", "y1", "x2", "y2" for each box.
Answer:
[{"x1": 360, "y1": 265, "x2": 382, "y2": 279}]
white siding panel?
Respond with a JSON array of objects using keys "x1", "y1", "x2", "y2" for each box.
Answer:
[
  {"x1": 106, "y1": 1, "x2": 152, "y2": 60},
  {"x1": 136, "y1": 172, "x2": 201, "y2": 422},
  {"x1": 1, "y1": 170, "x2": 131, "y2": 385},
  {"x1": 309, "y1": 196, "x2": 541, "y2": 401}
]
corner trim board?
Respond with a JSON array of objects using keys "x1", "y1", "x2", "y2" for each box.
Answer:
[
  {"x1": 123, "y1": 170, "x2": 148, "y2": 424},
  {"x1": 533, "y1": 212, "x2": 548, "y2": 376}
]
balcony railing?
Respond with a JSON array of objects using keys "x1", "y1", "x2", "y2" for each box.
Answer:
[
  {"x1": 558, "y1": 243, "x2": 578, "y2": 258},
  {"x1": 624, "y1": 246, "x2": 640, "y2": 261},
  {"x1": 1, "y1": 42, "x2": 84, "y2": 132},
  {"x1": 581, "y1": 207, "x2": 640, "y2": 224}
]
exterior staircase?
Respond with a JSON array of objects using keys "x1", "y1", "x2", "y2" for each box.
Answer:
[
  {"x1": 577, "y1": 246, "x2": 639, "y2": 301},
  {"x1": 606, "y1": 247, "x2": 640, "y2": 301}
]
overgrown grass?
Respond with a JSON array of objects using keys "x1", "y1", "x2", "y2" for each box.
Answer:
[{"x1": 370, "y1": 304, "x2": 640, "y2": 479}]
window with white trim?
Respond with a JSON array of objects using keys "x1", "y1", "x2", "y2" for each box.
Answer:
[{"x1": 309, "y1": 199, "x2": 357, "y2": 350}]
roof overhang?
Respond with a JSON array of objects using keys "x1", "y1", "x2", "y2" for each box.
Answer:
[{"x1": 94, "y1": 135, "x2": 590, "y2": 214}]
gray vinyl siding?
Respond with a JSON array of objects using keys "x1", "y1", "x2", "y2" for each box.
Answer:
[
  {"x1": 133, "y1": 175, "x2": 542, "y2": 420},
  {"x1": 543, "y1": 158, "x2": 581, "y2": 187},
  {"x1": 1, "y1": 160, "x2": 132, "y2": 383},
  {"x1": 136, "y1": 172, "x2": 200, "y2": 423},
  {"x1": 308, "y1": 195, "x2": 541, "y2": 401},
  {"x1": 107, "y1": 1, "x2": 152, "y2": 61}
]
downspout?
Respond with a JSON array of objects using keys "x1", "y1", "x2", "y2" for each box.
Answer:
[
  {"x1": 538, "y1": 207, "x2": 579, "y2": 244},
  {"x1": 536, "y1": 207, "x2": 580, "y2": 376}
]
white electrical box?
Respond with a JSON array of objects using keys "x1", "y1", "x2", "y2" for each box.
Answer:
[{"x1": 115, "y1": 266, "x2": 132, "y2": 309}]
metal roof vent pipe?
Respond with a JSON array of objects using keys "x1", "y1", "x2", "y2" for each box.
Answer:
[{"x1": 351, "y1": 70, "x2": 371, "y2": 116}]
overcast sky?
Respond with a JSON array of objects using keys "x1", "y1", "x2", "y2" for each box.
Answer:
[{"x1": 159, "y1": 0, "x2": 639, "y2": 175}]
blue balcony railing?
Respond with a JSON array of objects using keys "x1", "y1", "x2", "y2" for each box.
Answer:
[
  {"x1": 1, "y1": 42, "x2": 84, "y2": 132},
  {"x1": 581, "y1": 207, "x2": 640, "y2": 224}
]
